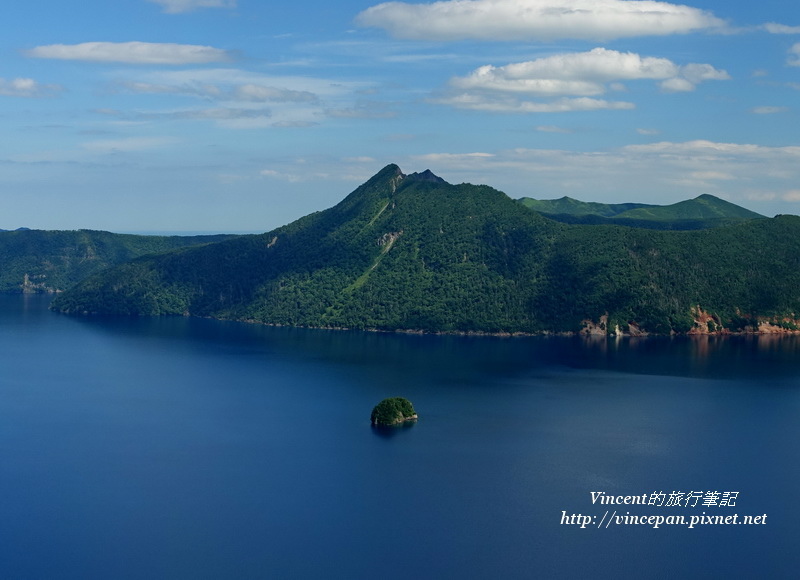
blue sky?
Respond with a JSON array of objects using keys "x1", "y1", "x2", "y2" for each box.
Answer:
[{"x1": 2, "y1": 0, "x2": 799, "y2": 231}]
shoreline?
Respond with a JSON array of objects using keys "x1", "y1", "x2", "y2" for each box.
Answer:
[{"x1": 32, "y1": 293, "x2": 800, "y2": 339}]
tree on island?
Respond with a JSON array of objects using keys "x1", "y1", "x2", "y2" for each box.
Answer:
[{"x1": 371, "y1": 397, "x2": 418, "y2": 427}]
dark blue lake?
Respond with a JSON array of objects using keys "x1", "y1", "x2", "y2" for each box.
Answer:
[{"x1": 2, "y1": 294, "x2": 799, "y2": 579}]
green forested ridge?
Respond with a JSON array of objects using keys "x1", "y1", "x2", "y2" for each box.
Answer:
[
  {"x1": 518, "y1": 196, "x2": 654, "y2": 217},
  {"x1": 51, "y1": 165, "x2": 800, "y2": 335},
  {"x1": 0, "y1": 229, "x2": 237, "y2": 293},
  {"x1": 519, "y1": 193, "x2": 765, "y2": 230}
]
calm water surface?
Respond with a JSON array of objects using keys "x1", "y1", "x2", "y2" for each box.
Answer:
[{"x1": 1, "y1": 295, "x2": 799, "y2": 579}]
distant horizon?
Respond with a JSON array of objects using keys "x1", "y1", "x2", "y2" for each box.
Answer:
[
  {"x1": 0, "y1": 227, "x2": 264, "y2": 236},
  {"x1": 3, "y1": 176, "x2": 796, "y2": 233}
]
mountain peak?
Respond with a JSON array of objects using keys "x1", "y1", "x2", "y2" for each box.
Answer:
[{"x1": 404, "y1": 169, "x2": 448, "y2": 185}]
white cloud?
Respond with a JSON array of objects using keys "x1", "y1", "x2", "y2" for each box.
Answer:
[
  {"x1": 536, "y1": 125, "x2": 572, "y2": 133},
  {"x1": 399, "y1": 141, "x2": 800, "y2": 214},
  {"x1": 690, "y1": 171, "x2": 734, "y2": 181},
  {"x1": 752, "y1": 106, "x2": 788, "y2": 115},
  {"x1": 147, "y1": 0, "x2": 236, "y2": 13},
  {"x1": 790, "y1": 44, "x2": 800, "y2": 67},
  {"x1": 117, "y1": 80, "x2": 318, "y2": 103},
  {"x1": 679, "y1": 63, "x2": 731, "y2": 84},
  {"x1": 434, "y1": 93, "x2": 635, "y2": 113},
  {"x1": 117, "y1": 81, "x2": 200, "y2": 95},
  {"x1": 413, "y1": 152, "x2": 495, "y2": 164},
  {"x1": 659, "y1": 77, "x2": 695, "y2": 92},
  {"x1": 143, "y1": 107, "x2": 273, "y2": 121},
  {"x1": 105, "y1": 106, "x2": 277, "y2": 129},
  {"x1": 344, "y1": 156, "x2": 378, "y2": 163},
  {"x1": 637, "y1": 128, "x2": 660, "y2": 135},
  {"x1": 444, "y1": 48, "x2": 728, "y2": 112},
  {"x1": 452, "y1": 72, "x2": 598, "y2": 97},
  {"x1": 127, "y1": 69, "x2": 365, "y2": 100},
  {"x1": 271, "y1": 120, "x2": 319, "y2": 128},
  {"x1": 0, "y1": 77, "x2": 63, "y2": 97},
  {"x1": 233, "y1": 84, "x2": 318, "y2": 103},
  {"x1": 783, "y1": 191, "x2": 800, "y2": 202},
  {"x1": 260, "y1": 164, "x2": 370, "y2": 183},
  {"x1": 26, "y1": 42, "x2": 232, "y2": 64},
  {"x1": 325, "y1": 102, "x2": 397, "y2": 118},
  {"x1": 82, "y1": 136, "x2": 178, "y2": 153},
  {"x1": 451, "y1": 49, "x2": 719, "y2": 95},
  {"x1": 623, "y1": 140, "x2": 800, "y2": 158},
  {"x1": 102, "y1": 68, "x2": 373, "y2": 128},
  {"x1": 746, "y1": 192, "x2": 776, "y2": 202},
  {"x1": 763, "y1": 23, "x2": 800, "y2": 34},
  {"x1": 356, "y1": 0, "x2": 725, "y2": 42}
]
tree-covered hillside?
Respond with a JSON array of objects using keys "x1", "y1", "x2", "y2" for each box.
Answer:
[
  {"x1": 518, "y1": 196, "x2": 653, "y2": 217},
  {"x1": 519, "y1": 193, "x2": 765, "y2": 230},
  {"x1": 52, "y1": 165, "x2": 800, "y2": 335},
  {"x1": 0, "y1": 229, "x2": 237, "y2": 293}
]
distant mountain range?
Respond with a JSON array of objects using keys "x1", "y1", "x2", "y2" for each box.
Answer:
[
  {"x1": 518, "y1": 194, "x2": 765, "y2": 230},
  {"x1": 0, "y1": 229, "x2": 238, "y2": 294},
  {"x1": 48, "y1": 165, "x2": 800, "y2": 336}
]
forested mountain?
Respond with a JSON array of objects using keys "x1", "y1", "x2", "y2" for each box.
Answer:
[
  {"x1": 54, "y1": 165, "x2": 800, "y2": 333},
  {"x1": 51, "y1": 165, "x2": 800, "y2": 335},
  {"x1": 0, "y1": 229, "x2": 237, "y2": 293},
  {"x1": 518, "y1": 196, "x2": 653, "y2": 217},
  {"x1": 519, "y1": 193, "x2": 765, "y2": 230}
]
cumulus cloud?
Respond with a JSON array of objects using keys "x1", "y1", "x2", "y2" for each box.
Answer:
[
  {"x1": 147, "y1": 0, "x2": 236, "y2": 13},
  {"x1": 659, "y1": 77, "x2": 695, "y2": 92},
  {"x1": 356, "y1": 0, "x2": 725, "y2": 42},
  {"x1": 443, "y1": 48, "x2": 728, "y2": 112},
  {"x1": 0, "y1": 77, "x2": 63, "y2": 97},
  {"x1": 26, "y1": 42, "x2": 233, "y2": 64},
  {"x1": 452, "y1": 49, "x2": 728, "y2": 95},
  {"x1": 678, "y1": 63, "x2": 731, "y2": 84}
]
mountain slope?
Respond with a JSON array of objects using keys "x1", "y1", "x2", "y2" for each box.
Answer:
[
  {"x1": 615, "y1": 194, "x2": 765, "y2": 221},
  {"x1": 52, "y1": 165, "x2": 800, "y2": 335},
  {"x1": 53, "y1": 166, "x2": 559, "y2": 332},
  {"x1": 0, "y1": 229, "x2": 237, "y2": 293},
  {"x1": 518, "y1": 196, "x2": 653, "y2": 217},
  {"x1": 519, "y1": 193, "x2": 765, "y2": 230}
]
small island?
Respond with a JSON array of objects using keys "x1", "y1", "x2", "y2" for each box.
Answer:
[{"x1": 370, "y1": 397, "x2": 418, "y2": 427}]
